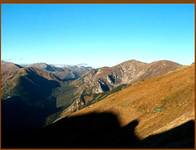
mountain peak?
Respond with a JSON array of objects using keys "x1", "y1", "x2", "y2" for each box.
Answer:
[
  {"x1": 121, "y1": 59, "x2": 146, "y2": 64},
  {"x1": 115, "y1": 59, "x2": 146, "y2": 68}
]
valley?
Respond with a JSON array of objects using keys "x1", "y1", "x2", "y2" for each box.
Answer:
[{"x1": 1, "y1": 59, "x2": 194, "y2": 148}]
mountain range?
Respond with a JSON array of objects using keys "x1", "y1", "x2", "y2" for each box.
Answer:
[{"x1": 1, "y1": 59, "x2": 194, "y2": 148}]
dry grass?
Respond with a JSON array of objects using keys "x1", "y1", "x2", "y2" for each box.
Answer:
[{"x1": 65, "y1": 64, "x2": 194, "y2": 139}]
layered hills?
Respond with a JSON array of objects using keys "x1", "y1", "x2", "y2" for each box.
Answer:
[
  {"x1": 1, "y1": 61, "x2": 91, "y2": 139},
  {"x1": 64, "y1": 64, "x2": 194, "y2": 138},
  {"x1": 39, "y1": 63, "x2": 194, "y2": 148},
  {"x1": 1, "y1": 59, "x2": 194, "y2": 148},
  {"x1": 52, "y1": 60, "x2": 181, "y2": 117}
]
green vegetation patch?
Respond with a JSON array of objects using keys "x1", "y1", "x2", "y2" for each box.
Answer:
[
  {"x1": 153, "y1": 106, "x2": 165, "y2": 113},
  {"x1": 53, "y1": 83, "x2": 78, "y2": 108}
]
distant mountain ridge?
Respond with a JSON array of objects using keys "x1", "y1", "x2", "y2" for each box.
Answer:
[
  {"x1": 1, "y1": 59, "x2": 182, "y2": 109},
  {"x1": 54, "y1": 59, "x2": 181, "y2": 113},
  {"x1": 1, "y1": 59, "x2": 183, "y2": 135},
  {"x1": 1, "y1": 59, "x2": 194, "y2": 148}
]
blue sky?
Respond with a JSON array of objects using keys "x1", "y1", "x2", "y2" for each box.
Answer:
[{"x1": 2, "y1": 4, "x2": 194, "y2": 68}]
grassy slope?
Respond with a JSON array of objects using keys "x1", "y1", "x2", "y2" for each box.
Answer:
[{"x1": 65, "y1": 64, "x2": 194, "y2": 139}]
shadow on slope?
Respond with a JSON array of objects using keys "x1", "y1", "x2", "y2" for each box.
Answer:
[
  {"x1": 34, "y1": 112, "x2": 140, "y2": 148},
  {"x1": 140, "y1": 119, "x2": 195, "y2": 148},
  {"x1": 2, "y1": 69, "x2": 62, "y2": 147},
  {"x1": 1, "y1": 96, "x2": 59, "y2": 147},
  {"x1": 2, "y1": 111, "x2": 194, "y2": 148},
  {"x1": 18, "y1": 69, "x2": 60, "y2": 101}
]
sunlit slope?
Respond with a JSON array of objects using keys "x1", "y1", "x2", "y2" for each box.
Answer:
[{"x1": 67, "y1": 64, "x2": 194, "y2": 139}]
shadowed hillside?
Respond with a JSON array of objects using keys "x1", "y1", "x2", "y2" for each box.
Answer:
[
  {"x1": 2, "y1": 112, "x2": 194, "y2": 148},
  {"x1": 1, "y1": 61, "x2": 194, "y2": 148},
  {"x1": 1, "y1": 96, "x2": 61, "y2": 147},
  {"x1": 61, "y1": 64, "x2": 194, "y2": 139}
]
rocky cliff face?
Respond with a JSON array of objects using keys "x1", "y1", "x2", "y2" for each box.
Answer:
[
  {"x1": 74, "y1": 60, "x2": 181, "y2": 95},
  {"x1": 55, "y1": 60, "x2": 181, "y2": 117}
]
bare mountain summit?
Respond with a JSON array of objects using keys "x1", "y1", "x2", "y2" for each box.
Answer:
[{"x1": 53, "y1": 60, "x2": 181, "y2": 116}]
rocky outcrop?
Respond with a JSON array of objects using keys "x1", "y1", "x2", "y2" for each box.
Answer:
[{"x1": 57, "y1": 60, "x2": 182, "y2": 115}]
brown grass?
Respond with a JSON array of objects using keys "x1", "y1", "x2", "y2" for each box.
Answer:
[{"x1": 64, "y1": 64, "x2": 194, "y2": 139}]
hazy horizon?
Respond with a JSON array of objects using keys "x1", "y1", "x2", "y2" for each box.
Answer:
[
  {"x1": 2, "y1": 4, "x2": 194, "y2": 68},
  {"x1": 3, "y1": 58, "x2": 192, "y2": 69}
]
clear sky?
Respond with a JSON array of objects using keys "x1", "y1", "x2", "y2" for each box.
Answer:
[{"x1": 2, "y1": 4, "x2": 194, "y2": 68}]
